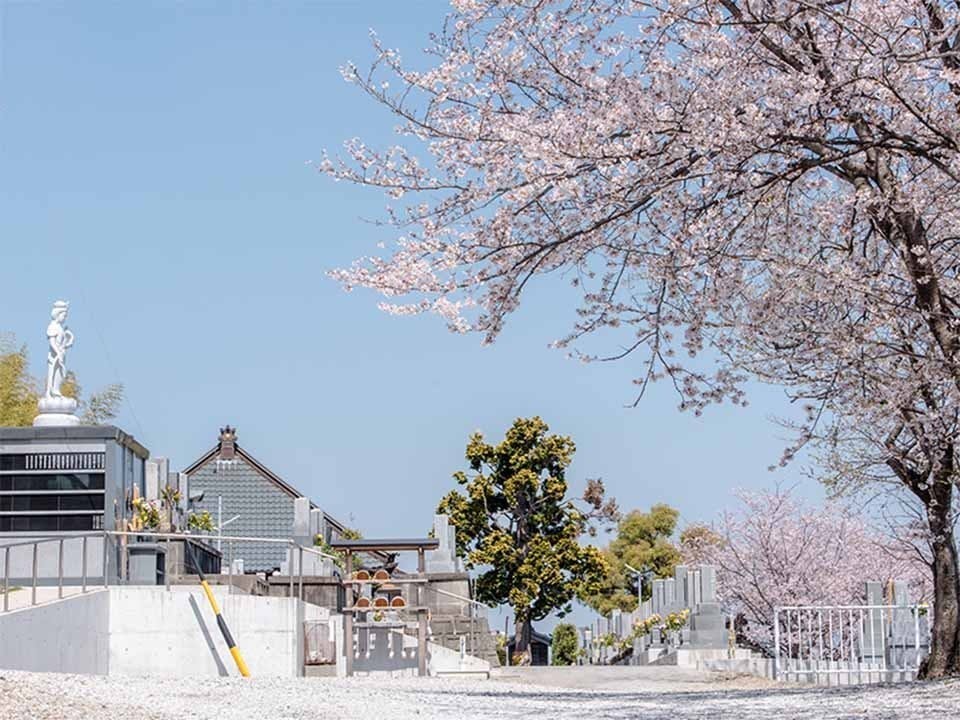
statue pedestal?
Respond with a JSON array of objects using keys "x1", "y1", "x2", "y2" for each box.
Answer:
[{"x1": 33, "y1": 396, "x2": 80, "y2": 427}]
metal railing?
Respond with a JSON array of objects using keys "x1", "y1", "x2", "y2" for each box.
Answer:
[
  {"x1": 0, "y1": 531, "x2": 113, "y2": 612},
  {"x1": 425, "y1": 586, "x2": 495, "y2": 660},
  {"x1": 0, "y1": 529, "x2": 339, "y2": 613},
  {"x1": 773, "y1": 604, "x2": 930, "y2": 685}
]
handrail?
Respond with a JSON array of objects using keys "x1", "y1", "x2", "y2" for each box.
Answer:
[
  {"x1": 429, "y1": 586, "x2": 496, "y2": 609},
  {"x1": 106, "y1": 530, "x2": 340, "y2": 561},
  {"x1": 776, "y1": 604, "x2": 928, "y2": 611},
  {"x1": 0, "y1": 531, "x2": 102, "y2": 550},
  {"x1": 0, "y1": 529, "x2": 342, "y2": 613},
  {"x1": 0, "y1": 529, "x2": 340, "y2": 560},
  {"x1": 298, "y1": 544, "x2": 340, "y2": 562}
]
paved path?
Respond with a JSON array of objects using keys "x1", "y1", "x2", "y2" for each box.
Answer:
[
  {"x1": 492, "y1": 664, "x2": 759, "y2": 691},
  {"x1": 2, "y1": 667, "x2": 958, "y2": 719}
]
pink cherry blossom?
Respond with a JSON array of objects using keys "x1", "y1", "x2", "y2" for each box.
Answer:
[{"x1": 324, "y1": 1, "x2": 960, "y2": 676}]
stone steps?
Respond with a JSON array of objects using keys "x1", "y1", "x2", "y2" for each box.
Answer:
[{"x1": 428, "y1": 614, "x2": 501, "y2": 667}]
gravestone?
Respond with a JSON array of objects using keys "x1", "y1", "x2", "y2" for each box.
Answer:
[
  {"x1": 859, "y1": 582, "x2": 885, "y2": 662},
  {"x1": 700, "y1": 565, "x2": 718, "y2": 603},
  {"x1": 426, "y1": 514, "x2": 461, "y2": 573},
  {"x1": 311, "y1": 508, "x2": 327, "y2": 544},
  {"x1": 886, "y1": 581, "x2": 929, "y2": 668},
  {"x1": 687, "y1": 565, "x2": 726, "y2": 649},
  {"x1": 145, "y1": 457, "x2": 168, "y2": 503},
  {"x1": 288, "y1": 498, "x2": 334, "y2": 575},
  {"x1": 674, "y1": 565, "x2": 689, "y2": 607},
  {"x1": 663, "y1": 578, "x2": 677, "y2": 612},
  {"x1": 611, "y1": 608, "x2": 623, "y2": 638}
]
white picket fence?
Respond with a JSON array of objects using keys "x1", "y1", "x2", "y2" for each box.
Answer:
[{"x1": 773, "y1": 604, "x2": 930, "y2": 685}]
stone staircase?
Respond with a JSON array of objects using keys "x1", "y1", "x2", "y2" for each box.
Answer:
[{"x1": 428, "y1": 614, "x2": 501, "y2": 667}]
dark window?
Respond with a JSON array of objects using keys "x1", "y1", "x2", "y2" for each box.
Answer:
[
  {"x1": 1, "y1": 515, "x2": 98, "y2": 531},
  {"x1": 7, "y1": 474, "x2": 105, "y2": 491},
  {"x1": 0, "y1": 456, "x2": 26, "y2": 472},
  {"x1": 12, "y1": 495, "x2": 58, "y2": 512},
  {"x1": 11, "y1": 516, "x2": 58, "y2": 531},
  {"x1": 60, "y1": 494, "x2": 104, "y2": 511},
  {"x1": 59, "y1": 516, "x2": 95, "y2": 531}
]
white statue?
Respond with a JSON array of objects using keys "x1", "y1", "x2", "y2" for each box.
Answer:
[
  {"x1": 33, "y1": 300, "x2": 80, "y2": 427},
  {"x1": 44, "y1": 300, "x2": 74, "y2": 399}
]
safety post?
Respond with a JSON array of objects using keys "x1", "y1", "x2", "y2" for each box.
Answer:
[{"x1": 186, "y1": 540, "x2": 250, "y2": 677}]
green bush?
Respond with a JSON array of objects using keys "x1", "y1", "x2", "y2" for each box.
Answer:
[{"x1": 551, "y1": 623, "x2": 579, "y2": 666}]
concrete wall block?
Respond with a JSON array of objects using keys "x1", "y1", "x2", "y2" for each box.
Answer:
[
  {"x1": 0, "y1": 589, "x2": 110, "y2": 674},
  {"x1": 108, "y1": 587, "x2": 305, "y2": 677}
]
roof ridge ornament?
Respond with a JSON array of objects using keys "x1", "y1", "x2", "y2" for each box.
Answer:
[{"x1": 218, "y1": 425, "x2": 237, "y2": 461}]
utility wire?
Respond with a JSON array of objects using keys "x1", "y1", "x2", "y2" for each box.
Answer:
[{"x1": 78, "y1": 287, "x2": 148, "y2": 444}]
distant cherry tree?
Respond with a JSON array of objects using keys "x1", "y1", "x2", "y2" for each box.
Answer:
[
  {"x1": 681, "y1": 488, "x2": 932, "y2": 652},
  {"x1": 325, "y1": 1, "x2": 960, "y2": 675}
]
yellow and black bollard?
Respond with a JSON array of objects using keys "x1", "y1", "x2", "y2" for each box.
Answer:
[{"x1": 186, "y1": 541, "x2": 250, "y2": 677}]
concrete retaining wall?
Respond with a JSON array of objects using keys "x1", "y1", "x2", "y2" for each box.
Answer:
[
  {"x1": 0, "y1": 586, "x2": 327, "y2": 677},
  {"x1": 0, "y1": 589, "x2": 109, "y2": 673},
  {"x1": 108, "y1": 587, "x2": 313, "y2": 677}
]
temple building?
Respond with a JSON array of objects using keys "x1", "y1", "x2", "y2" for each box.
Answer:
[{"x1": 183, "y1": 426, "x2": 351, "y2": 572}]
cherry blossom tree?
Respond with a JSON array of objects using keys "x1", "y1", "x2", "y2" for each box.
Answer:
[
  {"x1": 681, "y1": 487, "x2": 932, "y2": 653},
  {"x1": 323, "y1": 0, "x2": 960, "y2": 675}
]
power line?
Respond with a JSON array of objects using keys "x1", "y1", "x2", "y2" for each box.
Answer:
[{"x1": 78, "y1": 288, "x2": 148, "y2": 444}]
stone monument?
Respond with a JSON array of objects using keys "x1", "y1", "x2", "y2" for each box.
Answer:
[
  {"x1": 426, "y1": 514, "x2": 462, "y2": 573},
  {"x1": 33, "y1": 300, "x2": 80, "y2": 427}
]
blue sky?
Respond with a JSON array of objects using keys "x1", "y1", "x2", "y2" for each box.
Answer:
[{"x1": 0, "y1": 1, "x2": 819, "y2": 625}]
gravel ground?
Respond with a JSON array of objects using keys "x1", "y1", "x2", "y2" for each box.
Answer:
[{"x1": 1, "y1": 668, "x2": 958, "y2": 720}]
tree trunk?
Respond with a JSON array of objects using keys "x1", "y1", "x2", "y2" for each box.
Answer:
[
  {"x1": 920, "y1": 513, "x2": 960, "y2": 678},
  {"x1": 513, "y1": 615, "x2": 533, "y2": 663}
]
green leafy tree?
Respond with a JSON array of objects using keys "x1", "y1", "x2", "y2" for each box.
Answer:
[
  {"x1": 339, "y1": 527, "x2": 362, "y2": 541},
  {"x1": 0, "y1": 340, "x2": 37, "y2": 427},
  {"x1": 437, "y1": 416, "x2": 617, "y2": 656},
  {"x1": 187, "y1": 510, "x2": 215, "y2": 532},
  {"x1": 582, "y1": 504, "x2": 682, "y2": 615},
  {"x1": 315, "y1": 527, "x2": 365, "y2": 570},
  {"x1": 551, "y1": 623, "x2": 579, "y2": 666},
  {"x1": 0, "y1": 335, "x2": 123, "y2": 426}
]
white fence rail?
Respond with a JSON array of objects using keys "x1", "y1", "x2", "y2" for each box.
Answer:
[{"x1": 773, "y1": 604, "x2": 929, "y2": 685}]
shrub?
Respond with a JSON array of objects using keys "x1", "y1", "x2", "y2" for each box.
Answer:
[{"x1": 551, "y1": 623, "x2": 579, "y2": 666}]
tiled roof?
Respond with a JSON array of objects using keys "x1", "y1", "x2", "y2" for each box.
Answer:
[{"x1": 183, "y1": 443, "x2": 348, "y2": 533}]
